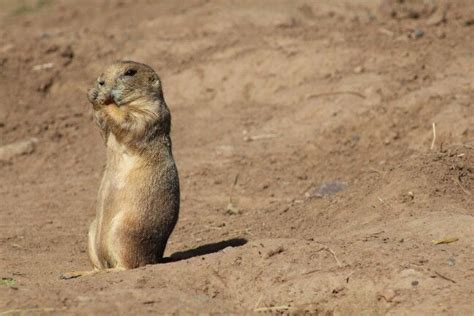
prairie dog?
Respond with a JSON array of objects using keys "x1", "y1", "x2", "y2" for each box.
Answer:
[{"x1": 62, "y1": 61, "x2": 179, "y2": 278}]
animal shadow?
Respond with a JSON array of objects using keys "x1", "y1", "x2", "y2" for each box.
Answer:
[{"x1": 162, "y1": 238, "x2": 247, "y2": 263}]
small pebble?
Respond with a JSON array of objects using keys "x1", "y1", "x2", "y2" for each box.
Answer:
[
  {"x1": 409, "y1": 28, "x2": 424, "y2": 39},
  {"x1": 0, "y1": 138, "x2": 38, "y2": 161},
  {"x1": 354, "y1": 66, "x2": 364, "y2": 74},
  {"x1": 447, "y1": 258, "x2": 456, "y2": 267}
]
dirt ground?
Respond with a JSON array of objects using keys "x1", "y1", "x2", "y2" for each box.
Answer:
[{"x1": 0, "y1": 0, "x2": 473, "y2": 314}]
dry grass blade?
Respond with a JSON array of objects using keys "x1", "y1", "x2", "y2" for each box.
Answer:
[
  {"x1": 0, "y1": 307, "x2": 66, "y2": 315},
  {"x1": 254, "y1": 305, "x2": 290, "y2": 312},
  {"x1": 254, "y1": 294, "x2": 264, "y2": 310},
  {"x1": 430, "y1": 122, "x2": 436, "y2": 150},
  {"x1": 432, "y1": 236, "x2": 459, "y2": 245},
  {"x1": 453, "y1": 176, "x2": 472, "y2": 196},
  {"x1": 316, "y1": 245, "x2": 343, "y2": 268},
  {"x1": 244, "y1": 134, "x2": 279, "y2": 141},
  {"x1": 377, "y1": 196, "x2": 393, "y2": 209},
  {"x1": 307, "y1": 91, "x2": 366, "y2": 99}
]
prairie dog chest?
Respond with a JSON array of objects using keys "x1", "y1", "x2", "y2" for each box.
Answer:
[{"x1": 106, "y1": 135, "x2": 141, "y2": 189}]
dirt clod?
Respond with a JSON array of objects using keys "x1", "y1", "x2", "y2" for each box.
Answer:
[{"x1": 0, "y1": 138, "x2": 38, "y2": 161}]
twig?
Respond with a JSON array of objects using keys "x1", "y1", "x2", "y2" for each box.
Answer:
[
  {"x1": 229, "y1": 228, "x2": 254, "y2": 236},
  {"x1": 265, "y1": 246, "x2": 285, "y2": 259},
  {"x1": 302, "y1": 269, "x2": 320, "y2": 275},
  {"x1": 301, "y1": 182, "x2": 315, "y2": 195},
  {"x1": 254, "y1": 294, "x2": 264, "y2": 310},
  {"x1": 345, "y1": 271, "x2": 355, "y2": 283},
  {"x1": 0, "y1": 307, "x2": 66, "y2": 315},
  {"x1": 367, "y1": 167, "x2": 388, "y2": 181},
  {"x1": 368, "y1": 167, "x2": 384, "y2": 174},
  {"x1": 32, "y1": 62, "x2": 54, "y2": 71},
  {"x1": 370, "y1": 231, "x2": 385, "y2": 236},
  {"x1": 204, "y1": 225, "x2": 224, "y2": 230},
  {"x1": 229, "y1": 173, "x2": 239, "y2": 204},
  {"x1": 434, "y1": 271, "x2": 456, "y2": 284},
  {"x1": 254, "y1": 305, "x2": 290, "y2": 312},
  {"x1": 432, "y1": 236, "x2": 459, "y2": 245},
  {"x1": 316, "y1": 245, "x2": 343, "y2": 268},
  {"x1": 244, "y1": 134, "x2": 279, "y2": 141},
  {"x1": 430, "y1": 122, "x2": 436, "y2": 150},
  {"x1": 307, "y1": 91, "x2": 366, "y2": 99},
  {"x1": 453, "y1": 176, "x2": 472, "y2": 196},
  {"x1": 377, "y1": 196, "x2": 393, "y2": 209},
  {"x1": 378, "y1": 27, "x2": 395, "y2": 37}
]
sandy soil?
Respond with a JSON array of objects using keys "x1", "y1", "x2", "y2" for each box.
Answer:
[{"x1": 0, "y1": 0, "x2": 473, "y2": 314}]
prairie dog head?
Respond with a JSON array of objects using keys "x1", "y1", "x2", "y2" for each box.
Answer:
[{"x1": 88, "y1": 61, "x2": 163, "y2": 108}]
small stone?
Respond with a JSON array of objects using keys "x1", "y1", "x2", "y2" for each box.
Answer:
[
  {"x1": 32, "y1": 62, "x2": 54, "y2": 71},
  {"x1": 0, "y1": 138, "x2": 38, "y2": 161},
  {"x1": 265, "y1": 246, "x2": 285, "y2": 259},
  {"x1": 0, "y1": 44, "x2": 14, "y2": 54},
  {"x1": 354, "y1": 66, "x2": 364, "y2": 73},
  {"x1": 226, "y1": 202, "x2": 240, "y2": 215},
  {"x1": 305, "y1": 181, "x2": 348, "y2": 198},
  {"x1": 409, "y1": 28, "x2": 424, "y2": 39},
  {"x1": 411, "y1": 280, "x2": 419, "y2": 287},
  {"x1": 447, "y1": 258, "x2": 456, "y2": 267}
]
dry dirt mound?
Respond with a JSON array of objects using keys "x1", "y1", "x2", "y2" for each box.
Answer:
[{"x1": 0, "y1": 0, "x2": 473, "y2": 314}]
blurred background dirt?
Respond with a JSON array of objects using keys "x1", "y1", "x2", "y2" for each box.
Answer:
[{"x1": 0, "y1": 0, "x2": 473, "y2": 314}]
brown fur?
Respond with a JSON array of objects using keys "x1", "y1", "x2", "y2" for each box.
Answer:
[{"x1": 61, "y1": 61, "x2": 179, "y2": 279}]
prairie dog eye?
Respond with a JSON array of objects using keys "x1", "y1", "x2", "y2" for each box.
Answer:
[{"x1": 124, "y1": 69, "x2": 137, "y2": 76}]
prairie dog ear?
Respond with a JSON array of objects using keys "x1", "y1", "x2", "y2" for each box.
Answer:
[{"x1": 149, "y1": 73, "x2": 161, "y2": 90}]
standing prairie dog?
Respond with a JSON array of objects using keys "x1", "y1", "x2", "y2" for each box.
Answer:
[{"x1": 61, "y1": 61, "x2": 179, "y2": 279}]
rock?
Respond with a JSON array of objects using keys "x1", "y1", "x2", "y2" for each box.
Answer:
[
  {"x1": 409, "y1": 28, "x2": 425, "y2": 39},
  {"x1": 447, "y1": 257, "x2": 456, "y2": 267},
  {"x1": 265, "y1": 246, "x2": 285, "y2": 259},
  {"x1": 0, "y1": 138, "x2": 38, "y2": 161},
  {"x1": 305, "y1": 181, "x2": 347, "y2": 198},
  {"x1": 0, "y1": 44, "x2": 14, "y2": 54},
  {"x1": 226, "y1": 202, "x2": 240, "y2": 215},
  {"x1": 32, "y1": 62, "x2": 54, "y2": 71},
  {"x1": 354, "y1": 66, "x2": 364, "y2": 74}
]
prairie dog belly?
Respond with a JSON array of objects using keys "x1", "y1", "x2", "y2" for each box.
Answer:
[
  {"x1": 96, "y1": 135, "x2": 147, "y2": 267},
  {"x1": 96, "y1": 135, "x2": 179, "y2": 268}
]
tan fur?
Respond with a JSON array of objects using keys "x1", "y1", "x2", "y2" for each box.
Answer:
[{"x1": 61, "y1": 61, "x2": 179, "y2": 279}]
